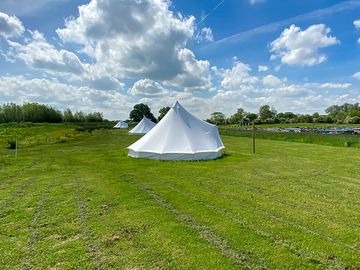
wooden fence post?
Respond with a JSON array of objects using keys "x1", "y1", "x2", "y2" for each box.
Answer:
[{"x1": 252, "y1": 122, "x2": 255, "y2": 154}]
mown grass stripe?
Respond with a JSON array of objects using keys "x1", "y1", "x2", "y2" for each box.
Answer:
[
  {"x1": 198, "y1": 175, "x2": 360, "y2": 246},
  {"x1": 0, "y1": 157, "x2": 42, "y2": 182},
  {"x1": 200, "y1": 180, "x2": 360, "y2": 250},
  {"x1": 158, "y1": 178, "x2": 347, "y2": 269},
  {"x1": 21, "y1": 170, "x2": 60, "y2": 270},
  {"x1": 139, "y1": 181, "x2": 267, "y2": 270},
  {"x1": 73, "y1": 173, "x2": 102, "y2": 269},
  {"x1": 0, "y1": 158, "x2": 57, "y2": 268},
  {"x1": 0, "y1": 160, "x2": 53, "y2": 216}
]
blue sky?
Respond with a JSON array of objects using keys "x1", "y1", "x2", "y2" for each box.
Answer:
[{"x1": 0, "y1": 0, "x2": 359, "y2": 119}]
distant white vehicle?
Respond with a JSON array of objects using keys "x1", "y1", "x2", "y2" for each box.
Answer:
[
  {"x1": 113, "y1": 121, "x2": 128, "y2": 129},
  {"x1": 129, "y1": 116, "x2": 156, "y2": 135}
]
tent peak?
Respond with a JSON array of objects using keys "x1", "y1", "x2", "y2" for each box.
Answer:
[
  {"x1": 172, "y1": 100, "x2": 181, "y2": 108},
  {"x1": 129, "y1": 115, "x2": 156, "y2": 135}
]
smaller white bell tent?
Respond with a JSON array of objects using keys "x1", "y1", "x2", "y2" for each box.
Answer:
[
  {"x1": 114, "y1": 120, "x2": 128, "y2": 129},
  {"x1": 128, "y1": 101, "x2": 225, "y2": 160},
  {"x1": 129, "y1": 116, "x2": 156, "y2": 135}
]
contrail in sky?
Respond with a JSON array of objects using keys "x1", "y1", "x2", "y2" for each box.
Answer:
[
  {"x1": 202, "y1": 0, "x2": 360, "y2": 50},
  {"x1": 197, "y1": 0, "x2": 225, "y2": 26}
]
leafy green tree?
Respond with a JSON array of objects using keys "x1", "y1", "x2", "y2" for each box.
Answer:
[
  {"x1": 73, "y1": 111, "x2": 86, "y2": 122},
  {"x1": 63, "y1": 108, "x2": 75, "y2": 122},
  {"x1": 277, "y1": 112, "x2": 297, "y2": 120},
  {"x1": 210, "y1": 112, "x2": 226, "y2": 125},
  {"x1": 297, "y1": 114, "x2": 313, "y2": 123},
  {"x1": 158, "y1": 106, "x2": 170, "y2": 121},
  {"x1": 85, "y1": 112, "x2": 104, "y2": 122},
  {"x1": 0, "y1": 102, "x2": 108, "y2": 123},
  {"x1": 246, "y1": 113, "x2": 258, "y2": 122},
  {"x1": 0, "y1": 102, "x2": 62, "y2": 123},
  {"x1": 259, "y1": 105, "x2": 276, "y2": 121},
  {"x1": 0, "y1": 103, "x2": 22, "y2": 122},
  {"x1": 344, "y1": 116, "x2": 360, "y2": 124},
  {"x1": 229, "y1": 108, "x2": 246, "y2": 124},
  {"x1": 129, "y1": 103, "x2": 156, "y2": 123}
]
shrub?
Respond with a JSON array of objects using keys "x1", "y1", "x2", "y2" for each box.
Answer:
[
  {"x1": 76, "y1": 127, "x2": 86, "y2": 132},
  {"x1": 7, "y1": 140, "x2": 17, "y2": 149}
]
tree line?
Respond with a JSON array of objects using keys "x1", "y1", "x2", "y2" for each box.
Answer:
[
  {"x1": 0, "y1": 103, "x2": 105, "y2": 123},
  {"x1": 3, "y1": 101, "x2": 360, "y2": 125},
  {"x1": 207, "y1": 103, "x2": 360, "y2": 125},
  {"x1": 126, "y1": 102, "x2": 360, "y2": 125}
]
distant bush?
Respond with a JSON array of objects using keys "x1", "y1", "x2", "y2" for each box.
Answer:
[
  {"x1": 75, "y1": 122, "x2": 114, "y2": 132},
  {"x1": 58, "y1": 136, "x2": 68, "y2": 143},
  {"x1": 344, "y1": 141, "x2": 352, "y2": 147},
  {"x1": 76, "y1": 127, "x2": 86, "y2": 132},
  {"x1": 344, "y1": 116, "x2": 360, "y2": 124}
]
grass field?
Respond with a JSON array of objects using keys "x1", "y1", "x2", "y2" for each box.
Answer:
[
  {"x1": 220, "y1": 128, "x2": 360, "y2": 148},
  {"x1": 221, "y1": 123, "x2": 360, "y2": 129},
  {"x1": 1, "y1": 126, "x2": 360, "y2": 269}
]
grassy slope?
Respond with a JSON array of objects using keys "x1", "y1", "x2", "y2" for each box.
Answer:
[{"x1": 1, "y1": 127, "x2": 360, "y2": 269}]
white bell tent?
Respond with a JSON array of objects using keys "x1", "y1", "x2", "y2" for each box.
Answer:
[
  {"x1": 128, "y1": 101, "x2": 225, "y2": 160},
  {"x1": 113, "y1": 120, "x2": 128, "y2": 129},
  {"x1": 129, "y1": 116, "x2": 156, "y2": 135}
]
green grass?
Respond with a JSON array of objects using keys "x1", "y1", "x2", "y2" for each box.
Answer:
[
  {"x1": 1, "y1": 126, "x2": 360, "y2": 269},
  {"x1": 0, "y1": 123, "x2": 112, "y2": 149},
  {"x1": 221, "y1": 123, "x2": 360, "y2": 129},
  {"x1": 220, "y1": 128, "x2": 360, "y2": 148}
]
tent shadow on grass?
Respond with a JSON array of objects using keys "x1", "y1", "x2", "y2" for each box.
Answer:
[
  {"x1": 128, "y1": 152, "x2": 233, "y2": 163},
  {"x1": 215, "y1": 152, "x2": 231, "y2": 160}
]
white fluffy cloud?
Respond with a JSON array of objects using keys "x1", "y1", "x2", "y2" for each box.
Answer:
[
  {"x1": 270, "y1": 24, "x2": 339, "y2": 66},
  {"x1": 258, "y1": 65, "x2": 269, "y2": 72},
  {"x1": 0, "y1": 11, "x2": 24, "y2": 38},
  {"x1": 7, "y1": 31, "x2": 85, "y2": 75},
  {"x1": 353, "y1": 72, "x2": 360, "y2": 80},
  {"x1": 320, "y1": 83, "x2": 352, "y2": 89},
  {"x1": 0, "y1": 1, "x2": 357, "y2": 120},
  {"x1": 221, "y1": 61, "x2": 258, "y2": 90},
  {"x1": 262, "y1": 75, "x2": 284, "y2": 87},
  {"x1": 354, "y1": 19, "x2": 360, "y2": 29},
  {"x1": 6, "y1": 29, "x2": 124, "y2": 91},
  {"x1": 354, "y1": 19, "x2": 360, "y2": 44},
  {"x1": 55, "y1": 0, "x2": 210, "y2": 90},
  {"x1": 204, "y1": 60, "x2": 356, "y2": 117},
  {"x1": 0, "y1": 75, "x2": 130, "y2": 119},
  {"x1": 166, "y1": 48, "x2": 212, "y2": 91},
  {"x1": 196, "y1": 27, "x2": 214, "y2": 42},
  {"x1": 130, "y1": 79, "x2": 168, "y2": 98}
]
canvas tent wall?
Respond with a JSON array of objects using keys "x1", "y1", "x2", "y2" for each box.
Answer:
[
  {"x1": 129, "y1": 116, "x2": 156, "y2": 135},
  {"x1": 128, "y1": 101, "x2": 225, "y2": 161},
  {"x1": 114, "y1": 121, "x2": 128, "y2": 128}
]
